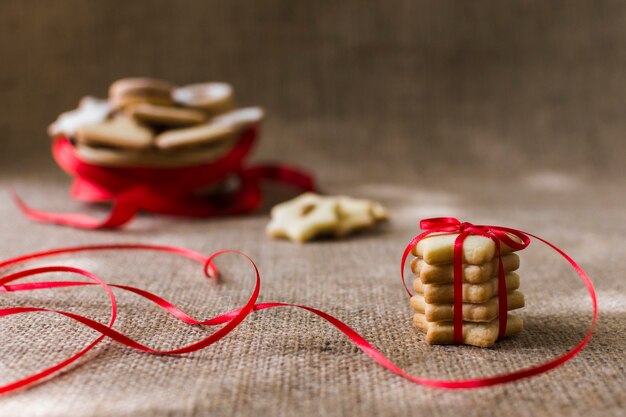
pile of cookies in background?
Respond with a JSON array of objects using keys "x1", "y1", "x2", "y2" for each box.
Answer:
[
  {"x1": 409, "y1": 233, "x2": 526, "y2": 347},
  {"x1": 49, "y1": 78, "x2": 263, "y2": 168}
]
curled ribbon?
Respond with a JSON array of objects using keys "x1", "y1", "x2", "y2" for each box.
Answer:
[
  {"x1": 0, "y1": 220, "x2": 596, "y2": 394},
  {"x1": 400, "y1": 217, "x2": 531, "y2": 343},
  {"x1": 12, "y1": 128, "x2": 316, "y2": 229}
]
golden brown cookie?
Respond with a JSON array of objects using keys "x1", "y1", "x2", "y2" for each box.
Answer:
[
  {"x1": 74, "y1": 140, "x2": 235, "y2": 168},
  {"x1": 411, "y1": 253, "x2": 520, "y2": 284},
  {"x1": 75, "y1": 116, "x2": 153, "y2": 150},
  {"x1": 128, "y1": 103, "x2": 206, "y2": 127},
  {"x1": 410, "y1": 290, "x2": 525, "y2": 322},
  {"x1": 412, "y1": 272, "x2": 521, "y2": 304},
  {"x1": 411, "y1": 232, "x2": 522, "y2": 265},
  {"x1": 173, "y1": 82, "x2": 235, "y2": 114},
  {"x1": 109, "y1": 77, "x2": 175, "y2": 108},
  {"x1": 154, "y1": 122, "x2": 236, "y2": 150},
  {"x1": 413, "y1": 313, "x2": 523, "y2": 348}
]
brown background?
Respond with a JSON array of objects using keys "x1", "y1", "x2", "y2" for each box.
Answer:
[{"x1": 0, "y1": 1, "x2": 624, "y2": 417}]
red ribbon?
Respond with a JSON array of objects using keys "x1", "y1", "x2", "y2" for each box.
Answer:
[
  {"x1": 0, "y1": 221, "x2": 596, "y2": 394},
  {"x1": 400, "y1": 217, "x2": 531, "y2": 343},
  {"x1": 12, "y1": 128, "x2": 316, "y2": 229}
]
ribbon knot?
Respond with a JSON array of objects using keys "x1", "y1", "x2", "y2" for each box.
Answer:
[
  {"x1": 419, "y1": 217, "x2": 530, "y2": 251},
  {"x1": 458, "y1": 221, "x2": 476, "y2": 232}
]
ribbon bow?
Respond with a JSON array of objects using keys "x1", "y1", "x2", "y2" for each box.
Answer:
[
  {"x1": 13, "y1": 128, "x2": 316, "y2": 229},
  {"x1": 403, "y1": 217, "x2": 531, "y2": 344}
]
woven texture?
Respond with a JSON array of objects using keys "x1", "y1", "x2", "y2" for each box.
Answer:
[{"x1": 0, "y1": 1, "x2": 625, "y2": 416}]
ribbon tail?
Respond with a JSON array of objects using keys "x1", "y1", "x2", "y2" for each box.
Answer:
[
  {"x1": 243, "y1": 164, "x2": 317, "y2": 192},
  {"x1": 11, "y1": 189, "x2": 141, "y2": 229},
  {"x1": 71, "y1": 178, "x2": 116, "y2": 202}
]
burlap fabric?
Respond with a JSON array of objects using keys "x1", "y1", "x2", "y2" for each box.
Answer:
[{"x1": 0, "y1": 1, "x2": 624, "y2": 416}]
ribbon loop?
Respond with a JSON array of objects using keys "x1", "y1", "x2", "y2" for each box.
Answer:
[{"x1": 420, "y1": 217, "x2": 460, "y2": 231}]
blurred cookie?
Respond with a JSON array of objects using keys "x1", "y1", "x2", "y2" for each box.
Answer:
[
  {"x1": 155, "y1": 122, "x2": 236, "y2": 150},
  {"x1": 74, "y1": 140, "x2": 235, "y2": 168},
  {"x1": 212, "y1": 107, "x2": 264, "y2": 130},
  {"x1": 173, "y1": 82, "x2": 234, "y2": 114},
  {"x1": 109, "y1": 77, "x2": 175, "y2": 108},
  {"x1": 266, "y1": 193, "x2": 340, "y2": 243},
  {"x1": 48, "y1": 97, "x2": 112, "y2": 138},
  {"x1": 267, "y1": 192, "x2": 388, "y2": 242},
  {"x1": 76, "y1": 116, "x2": 153, "y2": 150},
  {"x1": 128, "y1": 103, "x2": 206, "y2": 127},
  {"x1": 335, "y1": 196, "x2": 379, "y2": 237}
]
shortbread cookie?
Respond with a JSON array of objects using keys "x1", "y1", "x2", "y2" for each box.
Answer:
[
  {"x1": 155, "y1": 122, "x2": 236, "y2": 150},
  {"x1": 335, "y1": 197, "x2": 387, "y2": 237},
  {"x1": 413, "y1": 272, "x2": 521, "y2": 304},
  {"x1": 173, "y1": 82, "x2": 235, "y2": 114},
  {"x1": 48, "y1": 97, "x2": 112, "y2": 137},
  {"x1": 266, "y1": 193, "x2": 340, "y2": 243},
  {"x1": 267, "y1": 193, "x2": 388, "y2": 242},
  {"x1": 75, "y1": 117, "x2": 153, "y2": 150},
  {"x1": 413, "y1": 313, "x2": 523, "y2": 347},
  {"x1": 411, "y1": 253, "x2": 520, "y2": 284},
  {"x1": 370, "y1": 202, "x2": 388, "y2": 221},
  {"x1": 411, "y1": 232, "x2": 522, "y2": 265},
  {"x1": 335, "y1": 196, "x2": 377, "y2": 237},
  {"x1": 128, "y1": 103, "x2": 206, "y2": 127},
  {"x1": 109, "y1": 77, "x2": 174, "y2": 108},
  {"x1": 74, "y1": 140, "x2": 235, "y2": 168},
  {"x1": 410, "y1": 290, "x2": 525, "y2": 322},
  {"x1": 212, "y1": 107, "x2": 264, "y2": 130}
]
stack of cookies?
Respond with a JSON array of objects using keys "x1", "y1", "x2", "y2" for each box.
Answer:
[
  {"x1": 409, "y1": 233, "x2": 526, "y2": 347},
  {"x1": 48, "y1": 78, "x2": 264, "y2": 168}
]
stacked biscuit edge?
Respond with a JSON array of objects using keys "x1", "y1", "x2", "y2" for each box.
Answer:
[{"x1": 409, "y1": 233, "x2": 526, "y2": 348}]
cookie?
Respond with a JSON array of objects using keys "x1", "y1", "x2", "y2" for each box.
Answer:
[
  {"x1": 109, "y1": 77, "x2": 175, "y2": 108},
  {"x1": 266, "y1": 193, "x2": 388, "y2": 242},
  {"x1": 335, "y1": 196, "x2": 378, "y2": 237},
  {"x1": 212, "y1": 107, "x2": 264, "y2": 130},
  {"x1": 266, "y1": 192, "x2": 340, "y2": 243},
  {"x1": 173, "y1": 82, "x2": 235, "y2": 114},
  {"x1": 155, "y1": 122, "x2": 236, "y2": 150},
  {"x1": 410, "y1": 290, "x2": 525, "y2": 322},
  {"x1": 128, "y1": 103, "x2": 207, "y2": 127},
  {"x1": 411, "y1": 253, "x2": 520, "y2": 284},
  {"x1": 74, "y1": 139, "x2": 235, "y2": 168},
  {"x1": 48, "y1": 97, "x2": 112, "y2": 138},
  {"x1": 411, "y1": 232, "x2": 522, "y2": 265},
  {"x1": 413, "y1": 313, "x2": 524, "y2": 347},
  {"x1": 370, "y1": 201, "x2": 389, "y2": 221},
  {"x1": 75, "y1": 116, "x2": 154, "y2": 150},
  {"x1": 412, "y1": 272, "x2": 521, "y2": 304}
]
